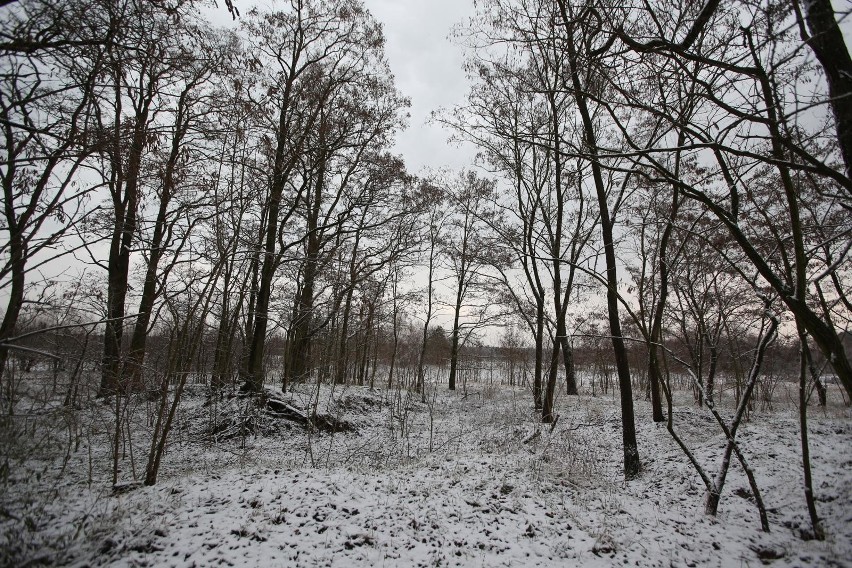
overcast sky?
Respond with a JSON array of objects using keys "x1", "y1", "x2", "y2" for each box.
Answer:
[
  {"x1": 363, "y1": 0, "x2": 478, "y2": 175},
  {"x1": 211, "y1": 1, "x2": 478, "y2": 174}
]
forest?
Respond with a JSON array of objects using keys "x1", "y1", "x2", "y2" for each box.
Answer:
[{"x1": 0, "y1": 0, "x2": 850, "y2": 565}]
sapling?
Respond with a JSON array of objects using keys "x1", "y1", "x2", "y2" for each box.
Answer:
[{"x1": 660, "y1": 305, "x2": 777, "y2": 531}]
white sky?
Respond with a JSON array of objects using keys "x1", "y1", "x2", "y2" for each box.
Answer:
[{"x1": 363, "y1": 0, "x2": 478, "y2": 174}]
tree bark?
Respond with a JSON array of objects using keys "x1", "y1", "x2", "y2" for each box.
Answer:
[
  {"x1": 448, "y1": 274, "x2": 464, "y2": 391},
  {"x1": 542, "y1": 335, "x2": 560, "y2": 422},
  {"x1": 285, "y1": 154, "x2": 326, "y2": 387},
  {"x1": 0, "y1": 227, "x2": 25, "y2": 386},
  {"x1": 799, "y1": 0, "x2": 852, "y2": 181},
  {"x1": 533, "y1": 299, "x2": 544, "y2": 409},
  {"x1": 99, "y1": 101, "x2": 148, "y2": 396}
]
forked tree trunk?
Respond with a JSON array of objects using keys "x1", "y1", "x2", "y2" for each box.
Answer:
[{"x1": 99, "y1": 88, "x2": 151, "y2": 397}]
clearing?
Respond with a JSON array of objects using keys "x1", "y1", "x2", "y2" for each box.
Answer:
[{"x1": 1, "y1": 374, "x2": 850, "y2": 567}]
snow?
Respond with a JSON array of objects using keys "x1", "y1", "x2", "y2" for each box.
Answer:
[{"x1": 1, "y1": 377, "x2": 850, "y2": 567}]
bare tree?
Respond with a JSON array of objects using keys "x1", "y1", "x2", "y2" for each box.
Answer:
[
  {"x1": 415, "y1": 181, "x2": 447, "y2": 401},
  {"x1": 0, "y1": 0, "x2": 102, "y2": 386},
  {"x1": 239, "y1": 0, "x2": 405, "y2": 393},
  {"x1": 122, "y1": 24, "x2": 237, "y2": 390},
  {"x1": 608, "y1": 0, "x2": 852, "y2": 400},
  {"x1": 555, "y1": 0, "x2": 640, "y2": 477},
  {"x1": 441, "y1": 1, "x2": 598, "y2": 412},
  {"x1": 144, "y1": 235, "x2": 228, "y2": 485},
  {"x1": 331, "y1": 154, "x2": 419, "y2": 387},
  {"x1": 89, "y1": 0, "x2": 208, "y2": 396},
  {"x1": 440, "y1": 170, "x2": 502, "y2": 391}
]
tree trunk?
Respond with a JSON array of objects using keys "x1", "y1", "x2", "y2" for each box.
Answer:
[
  {"x1": 238, "y1": 249, "x2": 259, "y2": 379},
  {"x1": 542, "y1": 336, "x2": 560, "y2": 422},
  {"x1": 211, "y1": 293, "x2": 232, "y2": 390},
  {"x1": 0, "y1": 228, "x2": 25, "y2": 387},
  {"x1": 242, "y1": 194, "x2": 280, "y2": 392},
  {"x1": 533, "y1": 299, "x2": 544, "y2": 409},
  {"x1": 358, "y1": 304, "x2": 374, "y2": 386},
  {"x1": 448, "y1": 278, "x2": 463, "y2": 391},
  {"x1": 800, "y1": 0, "x2": 852, "y2": 181},
  {"x1": 558, "y1": 322, "x2": 577, "y2": 395},
  {"x1": 99, "y1": 97, "x2": 149, "y2": 397},
  {"x1": 240, "y1": 66, "x2": 309, "y2": 393},
  {"x1": 100, "y1": 181, "x2": 140, "y2": 396},
  {"x1": 388, "y1": 275, "x2": 400, "y2": 389},
  {"x1": 647, "y1": 158, "x2": 682, "y2": 423},
  {"x1": 560, "y1": 4, "x2": 639, "y2": 478},
  {"x1": 417, "y1": 223, "x2": 439, "y2": 400},
  {"x1": 287, "y1": 259, "x2": 317, "y2": 386},
  {"x1": 798, "y1": 338, "x2": 825, "y2": 540},
  {"x1": 336, "y1": 285, "x2": 355, "y2": 385}
]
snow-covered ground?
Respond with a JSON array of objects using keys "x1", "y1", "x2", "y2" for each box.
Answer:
[{"x1": 1, "y1": 375, "x2": 850, "y2": 567}]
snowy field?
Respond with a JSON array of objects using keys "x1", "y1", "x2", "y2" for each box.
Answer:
[{"x1": 1, "y1": 373, "x2": 850, "y2": 567}]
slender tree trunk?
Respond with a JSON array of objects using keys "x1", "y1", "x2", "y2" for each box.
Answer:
[
  {"x1": 336, "y1": 286, "x2": 355, "y2": 385},
  {"x1": 544, "y1": 83, "x2": 571, "y2": 414},
  {"x1": 542, "y1": 335, "x2": 560, "y2": 422},
  {"x1": 560, "y1": 4, "x2": 639, "y2": 478},
  {"x1": 239, "y1": 249, "x2": 259, "y2": 379},
  {"x1": 212, "y1": 290, "x2": 232, "y2": 390},
  {"x1": 647, "y1": 158, "x2": 682, "y2": 423},
  {"x1": 369, "y1": 320, "x2": 379, "y2": 389},
  {"x1": 388, "y1": 274, "x2": 400, "y2": 389},
  {"x1": 146, "y1": 254, "x2": 224, "y2": 485},
  {"x1": 0, "y1": 229, "x2": 25, "y2": 387},
  {"x1": 705, "y1": 336, "x2": 719, "y2": 406},
  {"x1": 448, "y1": 280, "x2": 463, "y2": 391},
  {"x1": 704, "y1": 309, "x2": 776, "y2": 529},
  {"x1": 799, "y1": 334, "x2": 825, "y2": 540},
  {"x1": 335, "y1": 219, "x2": 366, "y2": 385},
  {"x1": 798, "y1": 338, "x2": 825, "y2": 540},
  {"x1": 417, "y1": 220, "x2": 439, "y2": 400},
  {"x1": 358, "y1": 304, "x2": 374, "y2": 386},
  {"x1": 123, "y1": 238, "x2": 164, "y2": 388},
  {"x1": 533, "y1": 299, "x2": 544, "y2": 409}
]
